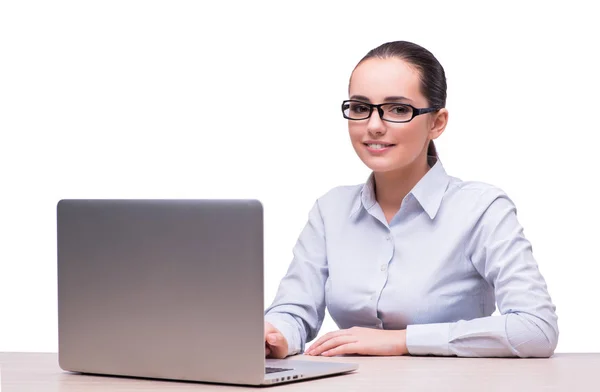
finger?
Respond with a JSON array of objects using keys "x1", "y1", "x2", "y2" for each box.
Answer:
[
  {"x1": 322, "y1": 342, "x2": 360, "y2": 357},
  {"x1": 309, "y1": 336, "x2": 357, "y2": 356},
  {"x1": 264, "y1": 322, "x2": 276, "y2": 338},
  {"x1": 265, "y1": 346, "x2": 271, "y2": 357},
  {"x1": 306, "y1": 330, "x2": 352, "y2": 354},
  {"x1": 267, "y1": 333, "x2": 280, "y2": 346},
  {"x1": 266, "y1": 333, "x2": 288, "y2": 359}
]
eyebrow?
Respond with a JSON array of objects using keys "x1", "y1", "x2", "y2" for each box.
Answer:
[{"x1": 350, "y1": 95, "x2": 413, "y2": 103}]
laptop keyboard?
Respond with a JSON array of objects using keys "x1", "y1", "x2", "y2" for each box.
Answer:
[{"x1": 265, "y1": 366, "x2": 293, "y2": 374}]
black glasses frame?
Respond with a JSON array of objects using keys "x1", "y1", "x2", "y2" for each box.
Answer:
[{"x1": 341, "y1": 100, "x2": 441, "y2": 123}]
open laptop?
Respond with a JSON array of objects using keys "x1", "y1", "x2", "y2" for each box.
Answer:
[{"x1": 56, "y1": 199, "x2": 357, "y2": 386}]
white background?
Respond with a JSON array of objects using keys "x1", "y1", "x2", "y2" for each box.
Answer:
[{"x1": 1, "y1": 0, "x2": 599, "y2": 353}]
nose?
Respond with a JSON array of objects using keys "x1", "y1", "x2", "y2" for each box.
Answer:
[{"x1": 366, "y1": 107, "x2": 386, "y2": 136}]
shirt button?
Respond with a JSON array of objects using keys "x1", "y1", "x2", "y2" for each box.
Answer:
[
  {"x1": 386, "y1": 236, "x2": 391, "y2": 241},
  {"x1": 380, "y1": 264, "x2": 387, "y2": 272}
]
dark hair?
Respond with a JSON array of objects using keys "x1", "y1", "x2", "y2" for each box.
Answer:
[{"x1": 354, "y1": 41, "x2": 447, "y2": 157}]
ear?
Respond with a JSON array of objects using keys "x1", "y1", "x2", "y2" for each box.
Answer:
[{"x1": 429, "y1": 108, "x2": 449, "y2": 141}]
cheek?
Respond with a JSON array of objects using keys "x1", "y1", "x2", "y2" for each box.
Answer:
[
  {"x1": 390, "y1": 123, "x2": 429, "y2": 145},
  {"x1": 348, "y1": 124, "x2": 363, "y2": 142}
]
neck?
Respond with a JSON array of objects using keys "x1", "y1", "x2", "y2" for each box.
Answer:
[{"x1": 373, "y1": 155, "x2": 432, "y2": 211}]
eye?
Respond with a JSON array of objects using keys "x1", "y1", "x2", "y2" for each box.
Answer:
[
  {"x1": 349, "y1": 103, "x2": 371, "y2": 114},
  {"x1": 389, "y1": 105, "x2": 410, "y2": 114}
]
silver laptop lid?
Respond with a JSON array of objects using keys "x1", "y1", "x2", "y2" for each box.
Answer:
[{"x1": 57, "y1": 199, "x2": 266, "y2": 385}]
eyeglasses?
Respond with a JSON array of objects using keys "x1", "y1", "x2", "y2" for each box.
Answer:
[{"x1": 341, "y1": 100, "x2": 441, "y2": 123}]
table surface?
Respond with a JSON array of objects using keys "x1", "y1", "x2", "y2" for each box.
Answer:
[{"x1": 1, "y1": 352, "x2": 599, "y2": 391}]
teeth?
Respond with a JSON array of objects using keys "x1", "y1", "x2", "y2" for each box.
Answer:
[{"x1": 367, "y1": 143, "x2": 391, "y2": 149}]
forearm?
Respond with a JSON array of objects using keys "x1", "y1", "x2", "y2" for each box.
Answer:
[
  {"x1": 445, "y1": 190, "x2": 559, "y2": 358},
  {"x1": 392, "y1": 329, "x2": 409, "y2": 355},
  {"x1": 406, "y1": 312, "x2": 558, "y2": 358},
  {"x1": 264, "y1": 312, "x2": 306, "y2": 356},
  {"x1": 264, "y1": 200, "x2": 329, "y2": 357},
  {"x1": 264, "y1": 284, "x2": 326, "y2": 356}
]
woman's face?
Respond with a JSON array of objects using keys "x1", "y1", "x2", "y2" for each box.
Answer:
[{"x1": 348, "y1": 57, "x2": 446, "y2": 173}]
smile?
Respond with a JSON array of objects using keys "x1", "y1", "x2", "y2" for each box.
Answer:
[
  {"x1": 365, "y1": 143, "x2": 394, "y2": 149},
  {"x1": 364, "y1": 143, "x2": 395, "y2": 153}
]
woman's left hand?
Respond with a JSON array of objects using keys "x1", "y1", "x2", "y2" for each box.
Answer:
[{"x1": 305, "y1": 327, "x2": 409, "y2": 357}]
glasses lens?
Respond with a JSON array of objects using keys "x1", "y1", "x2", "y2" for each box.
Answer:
[
  {"x1": 381, "y1": 103, "x2": 413, "y2": 122},
  {"x1": 343, "y1": 101, "x2": 371, "y2": 119}
]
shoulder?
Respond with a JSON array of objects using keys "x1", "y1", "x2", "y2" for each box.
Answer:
[
  {"x1": 318, "y1": 183, "x2": 363, "y2": 203},
  {"x1": 444, "y1": 177, "x2": 519, "y2": 231},
  {"x1": 312, "y1": 183, "x2": 363, "y2": 219},
  {"x1": 447, "y1": 176, "x2": 513, "y2": 206}
]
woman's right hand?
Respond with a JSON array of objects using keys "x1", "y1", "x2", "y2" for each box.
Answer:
[{"x1": 264, "y1": 321, "x2": 288, "y2": 359}]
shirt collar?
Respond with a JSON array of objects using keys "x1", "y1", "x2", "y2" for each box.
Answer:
[{"x1": 350, "y1": 156, "x2": 450, "y2": 220}]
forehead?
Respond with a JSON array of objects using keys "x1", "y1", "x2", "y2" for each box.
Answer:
[{"x1": 349, "y1": 57, "x2": 424, "y2": 103}]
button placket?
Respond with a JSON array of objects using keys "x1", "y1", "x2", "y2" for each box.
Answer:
[
  {"x1": 382, "y1": 231, "x2": 393, "y2": 273},
  {"x1": 374, "y1": 231, "x2": 393, "y2": 329}
]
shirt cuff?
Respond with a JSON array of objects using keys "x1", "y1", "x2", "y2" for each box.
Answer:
[
  {"x1": 264, "y1": 313, "x2": 303, "y2": 356},
  {"x1": 406, "y1": 323, "x2": 452, "y2": 356}
]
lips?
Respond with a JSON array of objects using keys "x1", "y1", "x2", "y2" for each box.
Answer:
[
  {"x1": 363, "y1": 143, "x2": 395, "y2": 154},
  {"x1": 364, "y1": 142, "x2": 396, "y2": 148}
]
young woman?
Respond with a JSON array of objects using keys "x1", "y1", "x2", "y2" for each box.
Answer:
[{"x1": 264, "y1": 41, "x2": 558, "y2": 358}]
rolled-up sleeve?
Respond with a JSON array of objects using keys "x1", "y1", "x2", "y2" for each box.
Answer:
[
  {"x1": 264, "y1": 200, "x2": 329, "y2": 356},
  {"x1": 407, "y1": 188, "x2": 559, "y2": 358}
]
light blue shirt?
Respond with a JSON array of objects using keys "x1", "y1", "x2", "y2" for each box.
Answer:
[{"x1": 264, "y1": 157, "x2": 558, "y2": 358}]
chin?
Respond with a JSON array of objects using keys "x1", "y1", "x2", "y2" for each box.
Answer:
[
  {"x1": 354, "y1": 145, "x2": 415, "y2": 173},
  {"x1": 362, "y1": 157, "x2": 409, "y2": 173},
  {"x1": 363, "y1": 160, "x2": 405, "y2": 173}
]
